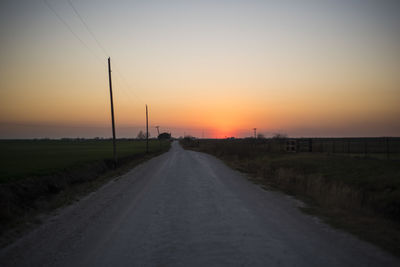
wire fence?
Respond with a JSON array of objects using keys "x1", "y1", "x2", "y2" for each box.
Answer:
[
  {"x1": 253, "y1": 137, "x2": 400, "y2": 159},
  {"x1": 193, "y1": 137, "x2": 400, "y2": 160}
]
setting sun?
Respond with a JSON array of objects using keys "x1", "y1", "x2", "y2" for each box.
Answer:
[{"x1": 0, "y1": 0, "x2": 399, "y2": 138}]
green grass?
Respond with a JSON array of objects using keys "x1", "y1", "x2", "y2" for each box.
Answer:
[
  {"x1": 0, "y1": 139, "x2": 169, "y2": 183},
  {"x1": 0, "y1": 139, "x2": 170, "y2": 245}
]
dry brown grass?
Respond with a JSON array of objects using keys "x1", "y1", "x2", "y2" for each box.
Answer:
[{"x1": 181, "y1": 138, "x2": 400, "y2": 256}]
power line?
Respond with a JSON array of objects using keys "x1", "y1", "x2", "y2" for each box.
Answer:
[
  {"x1": 44, "y1": 0, "x2": 145, "y2": 106},
  {"x1": 66, "y1": 0, "x2": 110, "y2": 57},
  {"x1": 103, "y1": 63, "x2": 143, "y2": 106},
  {"x1": 43, "y1": 0, "x2": 104, "y2": 66},
  {"x1": 113, "y1": 64, "x2": 145, "y2": 105},
  {"x1": 66, "y1": 0, "x2": 144, "y2": 105}
]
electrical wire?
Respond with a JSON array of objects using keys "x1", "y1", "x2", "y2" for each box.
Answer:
[
  {"x1": 66, "y1": 0, "x2": 144, "y2": 105},
  {"x1": 43, "y1": 0, "x2": 105, "y2": 66},
  {"x1": 66, "y1": 0, "x2": 110, "y2": 57},
  {"x1": 44, "y1": 0, "x2": 146, "y2": 111},
  {"x1": 112, "y1": 64, "x2": 145, "y2": 105}
]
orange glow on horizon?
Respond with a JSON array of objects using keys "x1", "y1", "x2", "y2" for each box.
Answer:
[{"x1": 0, "y1": 1, "x2": 399, "y2": 138}]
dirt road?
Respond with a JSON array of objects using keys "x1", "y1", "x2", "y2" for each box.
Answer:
[{"x1": 0, "y1": 141, "x2": 398, "y2": 266}]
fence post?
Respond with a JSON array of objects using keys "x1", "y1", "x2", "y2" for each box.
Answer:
[
  {"x1": 386, "y1": 137, "x2": 390, "y2": 159},
  {"x1": 347, "y1": 140, "x2": 350, "y2": 154}
]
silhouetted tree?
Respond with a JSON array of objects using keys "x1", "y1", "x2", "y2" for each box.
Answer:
[
  {"x1": 272, "y1": 133, "x2": 288, "y2": 139},
  {"x1": 137, "y1": 130, "x2": 146, "y2": 140},
  {"x1": 257, "y1": 133, "x2": 265, "y2": 139},
  {"x1": 158, "y1": 132, "x2": 171, "y2": 140}
]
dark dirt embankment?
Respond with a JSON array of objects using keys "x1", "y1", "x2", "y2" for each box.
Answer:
[
  {"x1": 0, "y1": 144, "x2": 170, "y2": 247},
  {"x1": 180, "y1": 138, "x2": 400, "y2": 256}
]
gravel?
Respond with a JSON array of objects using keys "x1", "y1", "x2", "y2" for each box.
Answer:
[{"x1": 0, "y1": 141, "x2": 398, "y2": 266}]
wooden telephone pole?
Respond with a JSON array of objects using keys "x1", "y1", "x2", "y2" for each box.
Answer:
[
  {"x1": 108, "y1": 57, "x2": 117, "y2": 166},
  {"x1": 155, "y1": 125, "x2": 161, "y2": 148},
  {"x1": 146, "y1": 105, "x2": 149, "y2": 153}
]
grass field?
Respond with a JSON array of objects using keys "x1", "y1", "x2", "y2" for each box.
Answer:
[
  {"x1": 181, "y1": 138, "x2": 400, "y2": 219},
  {"x1": 181, "y1": 138, "x2": 400, "y2": 255},
  {"x1": 0, "y1": 139, "x2": 171, "y2": 242},
  {"x1": 0, "y1": 139, "x2": 169, "y2": 183}
]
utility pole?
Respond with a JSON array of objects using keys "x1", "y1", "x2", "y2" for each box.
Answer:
[
  {"x1": 146, "y1": 104, "x2": 149, "y2": 153},
  {"x1": 108, "y1": 57, "x2": 117, "y2": 166},
  {"x1": 253, "y1": 128, "x2": 257, "y2": 139},
  {"x1": 155, "y1": 125, "x2": 161, "y2": 148}
]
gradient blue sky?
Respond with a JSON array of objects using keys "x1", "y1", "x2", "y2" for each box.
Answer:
[{"x1": 1, "y1": 0, "x2": 400, "y2": 138}]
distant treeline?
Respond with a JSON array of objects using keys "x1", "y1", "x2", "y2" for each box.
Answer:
[{"x1": 0, "y1": 137, "x2": 164, "y2": 141}]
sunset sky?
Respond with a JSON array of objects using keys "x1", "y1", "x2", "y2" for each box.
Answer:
[{"x1": 1, "y1": 0, "x2": 399, "y2": 138}]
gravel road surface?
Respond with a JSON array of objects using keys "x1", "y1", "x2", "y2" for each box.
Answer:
[{"x1": 0, "y1": 141, "x2": 398, "y2": 266}]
